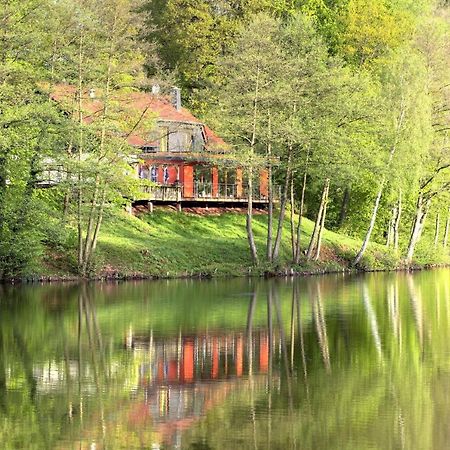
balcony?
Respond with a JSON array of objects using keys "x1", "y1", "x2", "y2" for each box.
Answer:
[
  {"x1": 140, "y1": 182, "x2": 277, "y2": 203},
  {"x1": 141, "y1": 184, "x2": 182, "y2": 201}
]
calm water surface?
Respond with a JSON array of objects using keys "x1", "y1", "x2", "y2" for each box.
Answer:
[{"x1": 0, "y1": 270, "x2": 449, "y2": 449}]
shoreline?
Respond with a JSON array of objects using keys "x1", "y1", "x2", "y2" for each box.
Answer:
[{"x1": 3, "y1": 262, "x2": 448, "y2": 285}]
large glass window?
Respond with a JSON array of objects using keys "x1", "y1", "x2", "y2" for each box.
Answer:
[
  {"x1": 150, "y1": 166, "x2": 158, "y2": 182},
  {"x1": 194, "y1": 166, "x2": 212, "y2": 197},
  {"x1": 219, "y1": 169, "x2": 237, "y2": 197},
  {"x1": 139, "y1": 166, "x2": 149, "y2": 179},
  {"x1": 163, "y1": 166, "x2": 169, "y2": 184}
]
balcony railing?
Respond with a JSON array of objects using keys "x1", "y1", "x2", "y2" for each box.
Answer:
[
  {"x1": 141, "y1": 184, "x2": 182, "y2": 201},
  {"x1": 141, "y1": 182, "x2": 277, "y2": 202}
]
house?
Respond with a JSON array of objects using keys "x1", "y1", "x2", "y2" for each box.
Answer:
[{"x1": 51, "y1": 85, "x2": 270, "y2": 208}]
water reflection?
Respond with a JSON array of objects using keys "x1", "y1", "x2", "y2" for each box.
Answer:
[{"x1": 0, "y1": 270, "x2": 449, "y2": 449}]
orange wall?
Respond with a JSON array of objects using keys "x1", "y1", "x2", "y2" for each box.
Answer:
[
  {"x1": 183, "y1": 165, "x2": 194, "y2": 197},
  {"x1": 259, "y1": 169, "x2": 268, "y2": 198},
  {"x1": 236, "y1": 168, "x2": 243, "y2": 198},
  {"x1": 212, "y1": 167, "x2": 219, "y2": 197}
]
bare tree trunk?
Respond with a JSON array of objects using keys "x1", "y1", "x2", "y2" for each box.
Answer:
[
  {"x1": 314, "y1": 180, "x2": 330, "y2": 261},
  {"x1": 82, "y1": 175, "x2": 100, "y2": 273},
  {"x1": 294, "y1": 170, "x2": 307, "y2": 264},
  {"x1": 386, "y1": 206, "x2": 396, "y2": 247},
  {"x1": 266, "y1": 114, "x2": 273, "y2": 262},
  {"x1": 337, "y1": 187, "x2": 350, "y2": 229},
  {"x1": 306, "y1": 179, "x2": 329, "y2": 260},
  {"x1": 246, "y1": 65, "x2": 260, "y2": 265},
  {"x1": 77, "y1": 32, "x2": 84, "y2": 272},
  {"x1": 386, "y1": 216, "x2": 392, "y2": 247},
  {"x1": 393, "y1": 189, "x2": 402, "y2": 252},
  {"x1": 247, "y1": 168, "x2": 259, "y2": 264},
  {"x1": 272, "y1": 151, "x2": 292, "y2": 261},
  {"x1": 434, "y1": 213, "x2": 440, "y2": 248},
  {"x1": 443, "y1": 208, "x2": 449, "y2": 248},
  {"x1": 406, "y1": 194, "x2": 430, "y2": 263},
  {"x1": 353, "y1": 182, "x2": 384, "y2": 266},
  {"x1": 83, "y1": 189, "x2": 106, "y2": 274},
  {"x1": 290, "y1": 174, "x2": 296, "y2": 261}
]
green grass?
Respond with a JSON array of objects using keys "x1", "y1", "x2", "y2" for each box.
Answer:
[
  {"x1": 85, "y1": 209, "x2": 397, "y2": 277},
  {"x1": 38, "y1": 207, "x2": 448, "y2": 279}
]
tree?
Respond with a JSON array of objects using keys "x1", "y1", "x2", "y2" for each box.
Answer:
[
  {"x1": 209, "y1": 14, "x2": 286, "y2": 264},
  {"x1": 0, "y1": 0, "x2": 66, "y2": 278},
  {"x1": 353, "y1": 47, "x2": 431, "y2": 266},
  {"x1": 46, "y1": 0, "x2": 153, "y2": 275}
]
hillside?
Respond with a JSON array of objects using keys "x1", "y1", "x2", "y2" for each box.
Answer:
[{"x1": 37, "y1": 207, "x2": 449, "y2": 280}]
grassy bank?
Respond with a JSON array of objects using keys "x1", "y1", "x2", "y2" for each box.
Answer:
[{"x1": 37, "y1": 207, "x2": 449, "y2": 280}]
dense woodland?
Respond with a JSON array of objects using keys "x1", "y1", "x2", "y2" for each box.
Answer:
[{"x1": 0, "y1": 0, "x2": 449, "y2": 279}]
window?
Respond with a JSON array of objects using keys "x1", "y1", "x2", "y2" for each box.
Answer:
[
  {"x1": 169, "y1": 131, "x2": 192, "y2": 152},
  {"x1": 139, "y1": 166, "x2": 149, "y2": 179},
  {"x1": 150, "y1": 166, "x2": 158, "y2": 182},
  {"x1": 141, "y1": 145, "x2": 157, "y2": 153},
  {"x1": 163, "y1": 166, "x2": 169, "y2": 184}
]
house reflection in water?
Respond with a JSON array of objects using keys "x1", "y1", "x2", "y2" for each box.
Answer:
[{"x1": 126, "y1": 329, "x2": 273, "y2": 448}]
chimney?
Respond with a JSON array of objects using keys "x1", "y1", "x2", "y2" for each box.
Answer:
[
  {"x1": 151, "y1": 84, "x2": 160, "y2": 95},
  {"x1": 89, "y1": 88, "x2": 96, "y2": 99},
  {"x1": 172, "y1": 86, "x2": 181, "y2": 111}
]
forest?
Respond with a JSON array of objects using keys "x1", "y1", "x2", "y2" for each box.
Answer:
[{"x1": 0, "y1": 0, "x2": 449, "y2": 279}]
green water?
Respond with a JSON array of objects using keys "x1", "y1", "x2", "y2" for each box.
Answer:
[{"x1": 0, "y1": 269, "x2": 449, "y2": 449}]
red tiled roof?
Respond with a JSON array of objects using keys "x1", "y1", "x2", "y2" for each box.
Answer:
[{"x1": 50, "y1": 84, "x2": 227, "y2": 151}]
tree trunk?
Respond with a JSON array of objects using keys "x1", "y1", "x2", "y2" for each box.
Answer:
[
  {"x1": 294, "y1": 170, "x2": 307, "y2": 264},
  {"x1": 386, "y1": 210, "x2": 393, "y2": 248},
  {"x1": 266, "y1": 114, "x2": 273, "y2": 262},
  {"x1": 247, "y1": 167, "x2": 259, "y2": 265},
  {"x1": 393, "y1": 189, "x2": 402, "y2": 252},
  {"x1": 406, "y1": 194, "x2": 429, "y2": 263},
  {"x1": 82, "y1": 189, "x2": 106, "y2": 274},
  {"x1": 386, "y1": 203, "x2": 398, "y2": 248},
  {"x1": 443, "y1": 208, "x2": 449, "y2": 248},
  {"x1": 76, "y1": 32, "x2": 85, "y2": 272},
  {"x1": 246, "y1": 64, "x2": 260, "y2": 266},
  {"x1": 272, "y1": 151, "x2": 292, "y2": 260},
  {"x1": 290, "y1": 174, "x2": 296, "y2": 261},
  {"x1": 314, "y1": 179, "x2": 330, "y2": 261},
  {"x1": 337, "y1": 187, "x2": 350, "y2": 229},
  {"x1": 82, "y1": 175, "x2": 100, "y2": 273},
  {"x1": 353, "y1": 182, "x2": 384, "y2": 266},
  {"x1": 434, "y1": 213, "x2": 440, "y2": 248},
  {"x1": 306, "y1": 179, "x2": 329, "y2": 260}
]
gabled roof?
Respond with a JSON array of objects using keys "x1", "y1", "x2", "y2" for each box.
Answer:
[{"x1": 50, "y1": 84, "x2": 228, "y2": 151}]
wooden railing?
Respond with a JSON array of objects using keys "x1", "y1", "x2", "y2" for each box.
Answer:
[
  {"x1": 141, "y1": 182, "x2": 277, "y2": 202},
  {"x1": 141, "y1": 184, "x2": 182, "y2": 201}
]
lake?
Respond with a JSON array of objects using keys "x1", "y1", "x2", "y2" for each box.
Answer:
[{"x1": 0, "y1": 269, "x2": 449, "y2": 449}]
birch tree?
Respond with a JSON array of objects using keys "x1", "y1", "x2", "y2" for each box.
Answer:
[
  {"x1": 210, "y1": 14, "x2": 285, "y2": 264},
  {"x1": 353, "y1": 48, "x2": 431, "y2": 266}
]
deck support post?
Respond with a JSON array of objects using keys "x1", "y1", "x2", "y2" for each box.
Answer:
[
  {"x1": 148, "y1": 201, "x2": 154, "y2": 213},
  {"x1": 177, "y1": 202, "x2": 182, "y2": 213}
]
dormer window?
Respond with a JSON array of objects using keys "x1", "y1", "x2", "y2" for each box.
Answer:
[{"x1": 141, "y1": 145, "x2": 157, "y2": 153}]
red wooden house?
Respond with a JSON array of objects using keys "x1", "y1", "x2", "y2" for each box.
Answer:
[{"x1": 51, "y1": 85, "x2": 269, "y2": 207}]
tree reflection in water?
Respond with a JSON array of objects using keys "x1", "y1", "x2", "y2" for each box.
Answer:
[{"x1": 0, "y1": 270, "x2": 449, "y2": 448}]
